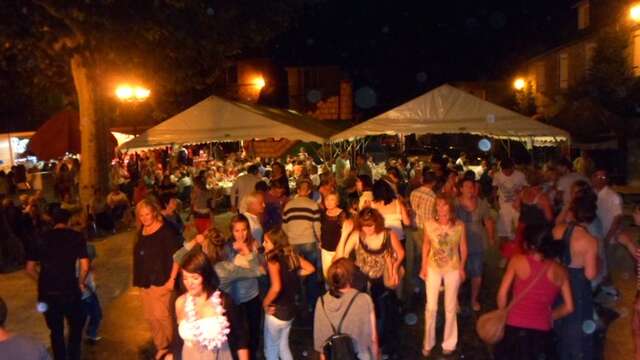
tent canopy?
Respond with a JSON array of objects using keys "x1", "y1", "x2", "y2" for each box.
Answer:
[
  {"x1": 119, "y1": 96, "x2": 339, "y2": 150},
  {"x1": 330, "y1": 84, "x2": 570, "y2": 145}
]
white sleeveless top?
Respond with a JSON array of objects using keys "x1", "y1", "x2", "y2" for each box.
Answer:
[{"x1": 373, "y1": 200, "x2": 404, "y2": 240}]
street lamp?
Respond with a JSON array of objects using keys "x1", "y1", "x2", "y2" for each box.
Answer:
[
  {"x1": 630, "y1": 3, "x2": 640, "y2": 22},
  {"x1": 115, "y1": 84, "x2": 150, "y2": 102},
  {"x1": 252, "y1": 76, "x2": 266, "y2": 90},
  {"x1": 513, "y1": 77, "x2": 526, "y2": 91}
]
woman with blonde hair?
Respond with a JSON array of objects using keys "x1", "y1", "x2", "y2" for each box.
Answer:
[
  {"x1": 320, "y1": 192, "x2": 351, "y2": 278},
  {"x1": 132, "y1": 198, "x2": 182, "y2": 360},
  {"x1": 262, "y1": 228, "x2": 315, "y2": 360},
  {"x1": 420, "y1": 194, "x2": 467, "y2": 356}
]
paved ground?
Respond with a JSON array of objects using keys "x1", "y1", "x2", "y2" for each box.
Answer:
[{"x1": 1, "y1": 211, "x2": 638, "y2": 359}]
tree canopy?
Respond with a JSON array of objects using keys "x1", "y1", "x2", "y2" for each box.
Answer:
[{"x1": 0, "y1": 0, "x2": 301, "y2": 127}]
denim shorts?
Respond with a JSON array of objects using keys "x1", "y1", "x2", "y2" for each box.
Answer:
[{"x1": 466, "y1": 253, "x2": 484, "y2": 278}]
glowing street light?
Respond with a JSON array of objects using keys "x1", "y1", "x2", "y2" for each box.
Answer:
[
  {"x1": 630, "y1": 3, "x2": 640, "y2": 22},
  {"x1": 115, "y1": 84, "x2": 150, "y2": 101},
  {"x1": 133, "y1": 87, "x2": 151, "y2": 100},
  {"x1": 513, "y1": 78, "x2": 526, "y2": 91},
  {"x1": 253, "y1": 76, "x2": 266, "y2": 90}
]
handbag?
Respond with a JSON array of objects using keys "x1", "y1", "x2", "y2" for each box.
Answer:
[
  {"x1": 383, "y1": 231, "x2": 405, "y2": 289},
  {"x1": 476, "y1": 261, "x2": 551, "y2": 345}
]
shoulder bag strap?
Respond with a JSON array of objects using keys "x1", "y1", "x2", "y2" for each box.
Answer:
[
  {"x1": 506, "y1": 261, "x2": 551, "y2": 312},
  {"x1": 320, "y1": 296, "x2": 338, "y2": 335},
  {"x1": 337, "y1": 292, "x2": 360, "y2": 333}
]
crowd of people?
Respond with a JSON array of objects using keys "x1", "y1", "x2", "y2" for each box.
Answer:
[{"x1": 2, "y1": 145, "x2": 640, "y2": 360}]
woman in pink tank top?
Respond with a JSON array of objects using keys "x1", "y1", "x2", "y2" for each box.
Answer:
[{"x1": 494, "y1": 224, "x2": 574, "y2": 360}]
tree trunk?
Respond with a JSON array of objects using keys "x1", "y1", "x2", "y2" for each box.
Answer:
[{"x1": 71, "y1": 52, "x2": 108, "y2": 209}]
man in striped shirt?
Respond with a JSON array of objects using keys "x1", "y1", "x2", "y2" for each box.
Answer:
[
  {"x1": 282, "y1": 177, "x2": 322, "y2": 308},
  {"x1": 407, "y1": 170, "x2": 438, "y2": 293}
]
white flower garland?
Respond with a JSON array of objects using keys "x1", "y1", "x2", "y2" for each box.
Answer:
[{"x1": 185, "y1": 290, "x2": 230, "y2": 352}]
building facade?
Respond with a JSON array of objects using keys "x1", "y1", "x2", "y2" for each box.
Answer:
[{"x1": 516, "y1": 0, "x2": 637, "y2": 116}]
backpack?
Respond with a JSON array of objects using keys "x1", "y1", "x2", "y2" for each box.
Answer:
[{"x1": 321, "y1": 292, "x2": 360, "y2": 360}]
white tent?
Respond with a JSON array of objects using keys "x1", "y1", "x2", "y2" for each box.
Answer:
[
  {"x1": 118, "y1": 96, "x2": 338, "y2": 150},
  {"x1": 331, "y1": 84, "x2": 569, "y2": 145}
]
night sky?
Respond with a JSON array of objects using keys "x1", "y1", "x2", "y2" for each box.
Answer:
[
  {"x1": 1, "y1": 0, "x2": 583, "y2": 131},
  {"x1": 269, "y1": 0, "x2": 575, "y2": 111}
]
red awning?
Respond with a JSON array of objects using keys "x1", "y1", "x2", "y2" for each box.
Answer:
[{"x1": 28, "y1": 110, "x2": 116, "y2": 160}]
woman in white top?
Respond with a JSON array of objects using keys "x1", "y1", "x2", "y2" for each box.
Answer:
[
  {"x1": 371, "y1": 180, "x2": 410, "y2": 242},
  {"x1": 176, "y1": 250, "x2": 234, "y2": 360},
  {"x1": 420, "y1": 195, "x2": 467, "y2": 356}
]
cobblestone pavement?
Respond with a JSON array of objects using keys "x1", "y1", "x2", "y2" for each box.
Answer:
[{"x1": 1, "y1": 212, "x2": 637, "y2": 359}]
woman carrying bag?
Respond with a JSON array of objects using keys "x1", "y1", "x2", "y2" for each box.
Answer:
[
  {"x1": 488, "y1": 224, "x2": 574, "y2": 360},
  {"x1": 334, "y1": 207, "x2": 404, "y2": 357}
]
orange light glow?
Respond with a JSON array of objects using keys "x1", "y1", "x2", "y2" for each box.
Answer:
[
  {"x1": 631, "y1": 3, "x2": 640, "y2": 22},
  {"x1": 116, "y1": 84, "x2": 150, "y2": 101},
  {"x1": 253, "y1": 76, "x2": 266, "y2": 89}
]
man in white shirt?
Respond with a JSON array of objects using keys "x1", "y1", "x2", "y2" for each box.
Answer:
[
  {"x1": 592, "y1": 169, "x2": 623, "y2": 242},
  {"x1": 241, "y1": 191, "x2": 265, "y2": 245},
  {"x1": 230, "y1": 164, "x2": 261, "y2": 212},
  {"x1": 455, "y1": 152, "x2": 468, "y2": 171},
  {"x1": 592, "y1": 169, "x2": 623, "y2": 296},
  {"x1": 556, "y1": 158, "x2": 589, "y2": 208},
  {"x1": 492, "y1": 158, "x2": 527, "y2": 241}
]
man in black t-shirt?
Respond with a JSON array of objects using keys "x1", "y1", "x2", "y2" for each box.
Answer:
[{"x1": 26, "y1": 208, "x2": 88, "y2": 360}]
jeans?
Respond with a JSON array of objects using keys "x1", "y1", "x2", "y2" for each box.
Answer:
[
  {"x1": 423, "y1": 267, "x2": 461, "y2": 352},
  {"x1": 41, "y1": 294, "x2": 87, "y2": 360},
  {"x1": 263, "y1": 314, "x2": 293, "y2": 360},
  {"x1": 293, "y1": 243, "x2": 321, "y2": 308},
  {"x1": 82, "y1": 292, "x2": 102, "y2": 339}
]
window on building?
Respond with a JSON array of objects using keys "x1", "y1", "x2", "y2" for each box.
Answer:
[
  {"x1": 585, "y1": 43, "x2": 597, "y2": 70},
  {"x1": 577, "y1": 1, "x2": 590, "y2": 30},
  {"x1": 634, "y1": 30, "x2": 640, "y2": 76},
  {"x1": 559, "y1": 53, "x2": 569, "y2": 89}
]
